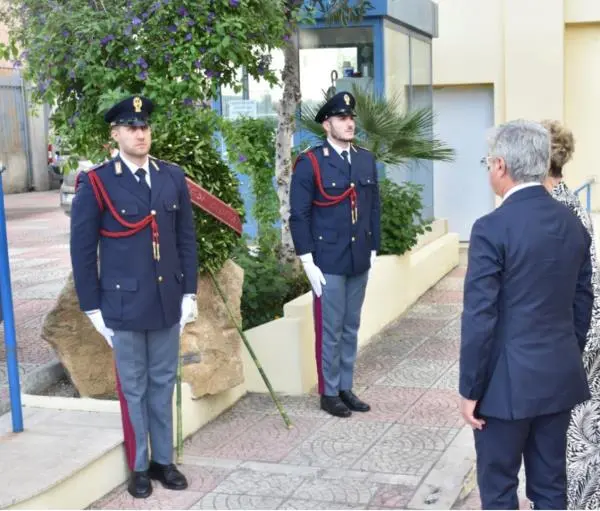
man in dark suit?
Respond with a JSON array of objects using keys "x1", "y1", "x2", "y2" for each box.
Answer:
[
  {"x1": 459, "y1": 119, "x2": 594, "y2": 509},
  {"x1": 70, "y1": 96, "x2": 198, "y2": 498},
  {"x1": 289, "y1": 91, "x2": 381, "y2": 417}
]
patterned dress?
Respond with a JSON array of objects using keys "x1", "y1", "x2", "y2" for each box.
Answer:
[{"x1": 552, "y1": 181, "x2": 600, "y2": 509}]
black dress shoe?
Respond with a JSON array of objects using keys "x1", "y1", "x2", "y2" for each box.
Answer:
[
  {"x1": 339, "y1": 390, "x2": 371, "y2": 412},
  {"x1": 128, "y1": 471, "x2": 152, "y2": 498},
  {"x1": 148, "y1": 461, "x2": 188, "y2": 490},
  {"x1": 320, "y1": 395, "x2": 352, "y2": 417}
]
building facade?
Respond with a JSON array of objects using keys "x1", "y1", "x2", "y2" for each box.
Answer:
[
  {"x1": 219, "y1": 0, "x2": 439, "y2": 236},
  {"x1": 432, "y1": 0, "x2": 600, "y2": 240},
  {"x1": 0, "y1": 21, "x2": 51, "y2": 194}
]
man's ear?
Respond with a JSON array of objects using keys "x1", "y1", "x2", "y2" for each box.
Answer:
[
  {"x1": 498, "y1": 157, "x2": 508, "y2": 177},
  {"x1": 110, "y1": 126, "x2": 119, "y2": 142}
]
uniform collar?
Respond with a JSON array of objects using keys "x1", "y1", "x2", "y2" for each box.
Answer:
[
  {"x1": 326, "y1": 138, "x2": 352, "y2": 162},
  {"x1": 119, "y1": 153, "x2": 150, "y2": 175}
]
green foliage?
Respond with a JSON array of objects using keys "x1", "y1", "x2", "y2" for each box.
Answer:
[
  {"x1": 300, "y1": 84, "x2": 455, "y2": 166},
  {"x1": 220, "y1": 117, "x2": 279, "y2": 251},
  {"x1": 220, "y1": 116, "x2": 310, "y2": 329},
  {"x1": 233, "y1": 240, "x2": 309, "y2": 330},
  {"x1": 378, "y1": 179, "x2": 432, "y2": 257},
  {"x1": 0, "y1": 0, "x2": 289, "y2": 272}
]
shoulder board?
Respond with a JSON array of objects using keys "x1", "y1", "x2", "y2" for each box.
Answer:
[
  {"x1": 149, "y1": 155, "x2": 179, "y2": 167},
  {"x1": 82, "y1": 161, "x2": 109, "y2": 173},
  {"x1": 351, "y1": 143, "x2": 369, "y2": 153}
]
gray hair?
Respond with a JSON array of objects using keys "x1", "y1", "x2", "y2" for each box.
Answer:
[{"x1": 487, "y1": 120, "x2": 550, "y2": 183}]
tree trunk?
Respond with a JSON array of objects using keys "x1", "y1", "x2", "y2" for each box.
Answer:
[{"x1": 275, "y1": 31, "x2": 301, "y2": 265}]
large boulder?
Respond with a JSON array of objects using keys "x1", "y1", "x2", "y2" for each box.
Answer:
[{"x1": 41, "y1": 259, "x2": 245, "y2": 399}]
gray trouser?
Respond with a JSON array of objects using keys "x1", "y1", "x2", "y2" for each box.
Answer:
[
  {"x1": 313, "y1": 271, "x2": 369, "y2": 396},
  {"x1": 113, "y1": 324, "x2": 179, "y2": 472}
]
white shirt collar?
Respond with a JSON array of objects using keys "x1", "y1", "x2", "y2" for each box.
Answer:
[
  {"x1": 327, "y1": 138, "x2": 351, "y2": 162},
  {"x1": 502, "y1": 182, "x2": 542, "y2": 203},
  {"x1": 119, "y1": 153, "x2": 150, "y2": 176}
]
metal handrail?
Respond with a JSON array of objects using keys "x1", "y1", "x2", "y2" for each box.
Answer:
[{"x1": 573, "y1": 178, "x2": 596, "y2": 212}]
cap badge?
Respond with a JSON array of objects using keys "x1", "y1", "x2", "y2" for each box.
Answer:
[
  {"x1": 343, "y1": 94, "x2": 350, "y2": 105},
  {"x1": 133, "y1": 96, "x2": 143, "y2": 113}
]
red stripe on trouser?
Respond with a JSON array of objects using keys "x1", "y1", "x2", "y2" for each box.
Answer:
[
  {"x1": 114, "y1": 364, "x2": 136, "y2": 471},
  {"x1": 313, "y1": 294, "x2": 324, "y2": 394}
]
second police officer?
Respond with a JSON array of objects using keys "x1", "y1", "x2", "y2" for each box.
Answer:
[{"x1": 289, "y1": 91, "x2": 381, "y2": 417}]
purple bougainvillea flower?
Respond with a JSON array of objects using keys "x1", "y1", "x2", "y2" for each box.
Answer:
[
  {"x1": 137, "y1": 57, "x2": 148, "y2": 69},
  {"x1": 183, "y1": 98, "x2": 193, "y2": 106},
  {"x1": 177, "y1": 6, "x2": 188, "y2": 16},
  {"x1": 164, "y1": 53, "x2": 172, "y2": 62},
  {"x1": 230, "y1": 0, "x2": 239, "y2": 6},
  {"x1": 167, "y1": 24, "x2": 177, "y2": 33},
  {"x1": 131, "y1": 16, "x2": 142, "y2": 25},
  {"x1": 194, "y1": 59, "x2": 202, "y2": 69},
  {"x1": 185, "y1": 33, "x2": 192, "y2": 41},
  {"x1": 138, "y1": 71, "x2": 148, "y2": 80},
  {"x1": 62, "y1": 30, "x2": 70, "y2": 37},
  {"x1": 124, "y1": 25, "x2": 133, "y2": 36},
  {"x1": 100, "y1": 34, "x2": 115, "y2": 46},
  {"x1": 12, "y1": 60, "x2": 22, "y2": 69},
  {"x1": 187, "y1": 19, "x2": 196, "y2": 26},
  {"x1": 238, "y1": 155, "x2": 247, "y2": 163},
  {"x1": 69, "y1": 69, "x2": 76, "y2": 79}
]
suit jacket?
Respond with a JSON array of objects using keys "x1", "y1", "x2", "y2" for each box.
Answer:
[
  {"x1": 289, "y1": 141, "x2": 381, "y2": 276},
  {"x1": 459, "y1": 185, "x2": 593, "y2": 420},
  {"x1": 70, "y1": 156, "x2": 198, "y2": 331}
]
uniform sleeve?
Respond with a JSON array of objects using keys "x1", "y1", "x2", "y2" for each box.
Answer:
[
  {"x1": 574, "y1": 228, "x2": 593, "y2": 352},
  {"x1": 176, "y1": 171, "x2": 198, "y2": 294},
  {"x1": 459, "y1": 216, "x2": 502, "y2": 400},
  {"x1": 70, "y1": 172, "x2": 101, "y2": 311},
  {"x1": 289, "y1": 154, "x2": 315, "y2": 256},
  {"x1": 370, "y1": 155, "x2": 381, "y2": 251}
]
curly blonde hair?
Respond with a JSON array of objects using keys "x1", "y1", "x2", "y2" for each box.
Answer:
[{"x1": 541, "y1": 119, "x2": 575, "y2": 178}]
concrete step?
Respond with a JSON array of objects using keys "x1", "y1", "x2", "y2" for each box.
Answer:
[{"x1": 0, "y1": 401, "x2": 125, "y2": 509}]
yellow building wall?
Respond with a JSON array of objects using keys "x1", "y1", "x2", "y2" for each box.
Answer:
[
  {"x1": 564, "y1": 24, "x2": 600, "y2": 206},
  {"x1": 432, "y1": 0, "x2": 600, "y2": 209},
  {"x1": 503, "y1": 0, "x2": 564, "y2": 121}
]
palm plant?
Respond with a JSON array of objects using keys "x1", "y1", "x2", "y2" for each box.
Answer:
[{"x1": 299, "y1": 84, "x2": 455, "y2": 165}]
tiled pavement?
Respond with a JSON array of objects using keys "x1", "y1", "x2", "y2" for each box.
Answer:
[
  {"x1": 91, "y1": 254, "x2": 473, "y2": 510},
  {"x1": 0, "y1": 191, "x2": 71, "y2": 412},
  {"x1": 0, "y1": 191, "x2": 480, "y2": 509}
]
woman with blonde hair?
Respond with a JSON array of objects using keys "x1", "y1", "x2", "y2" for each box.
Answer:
[{"x1": 543, "y1": 119, "x2": 600, "y2": 509}]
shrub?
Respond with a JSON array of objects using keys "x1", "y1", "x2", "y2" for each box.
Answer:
[
  {"x1": 233, "y1": 241, "x2": 309, "y2": 330},
  {"x1": 378, "y1": 178, "x2": 432, "y2": 256}
]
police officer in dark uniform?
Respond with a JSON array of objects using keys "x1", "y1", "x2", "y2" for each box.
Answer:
[
  {"x1": 289, "y1": 91, "x2": 381, "y2": 417},
  {"x1": 70, "y1": 96, "x2": 198, "y2": 498}
]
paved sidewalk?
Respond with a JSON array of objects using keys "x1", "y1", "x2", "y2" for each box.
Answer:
[
  {"x1": 0, "y1": 191, "x2": 70, "y2": 412},
  {"x1": 92, "y1": 252, "x2": 471, "y2": 510}
]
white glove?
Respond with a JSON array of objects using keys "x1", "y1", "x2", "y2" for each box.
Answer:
[
  {"x1": 370, "y1": 250, "x2": 376, "y2": 267},
  {"x1": 180, "y1": 294, "x2": 198, "y2": 333},
  {"x1": 86, "y1": 310, "x2": 114, "y2": 348},
  {"x1": 300, "y1": 253, "x2": 326, "y2": 297}
]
